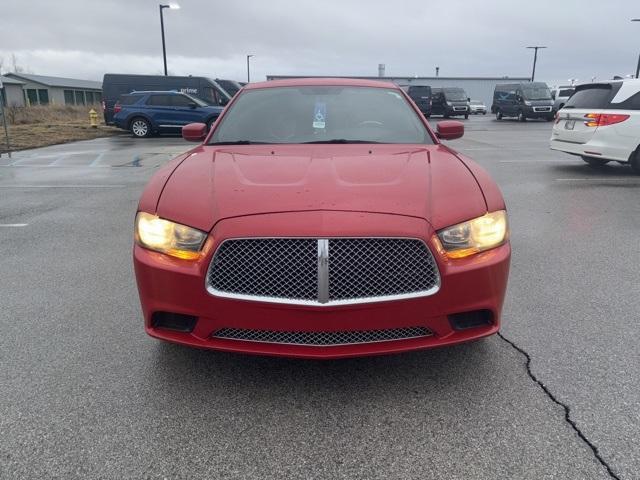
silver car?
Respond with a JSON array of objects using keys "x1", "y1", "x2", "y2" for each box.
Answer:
[
  {"x1": 551, "y1": 86, "x2": 576, "y2": 112},
  {"x1": 469, "y1": 100, "x2": 487, "y2": 114}
]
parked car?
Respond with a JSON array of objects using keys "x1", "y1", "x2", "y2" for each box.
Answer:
[
  {"x1": 133, "y1": 78, "x2": 511, "y2": 358},
  {"x1": 214, "y1": 78, "x2": 243, "y2": 97},
  {"x1": 102, "y1": 73, "x2": 232, "y2": 124},
  {"x1": 469, "y1": 100, "x2": 487, "y2": 114},
  {"x1": 550, "y1": 79, "x2": 640, "y2": 173},
  {"x1": 492, "y1": 82, "x2": 554, "y2": 121},
  {"x1": 431, "y1": 87, "x2": 469, "y2": 119},
  {"x1": 405, "y1": 85, "x2": 433, "y2": 117},
  {"x1": 551, "y1": 85, "x2": 576, "y2": 112},
  {"x1": 112, "y1": 91, "x2": 224, "y2": 137}
]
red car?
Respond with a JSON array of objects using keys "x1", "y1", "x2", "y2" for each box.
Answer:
[{"x1": 133, "y1": 78, "x2": 510, "y2": 359}]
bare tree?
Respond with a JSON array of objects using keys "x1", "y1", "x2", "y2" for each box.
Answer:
[{"x1": 11, "y1": 53, "x2": 24, "y2": 73}]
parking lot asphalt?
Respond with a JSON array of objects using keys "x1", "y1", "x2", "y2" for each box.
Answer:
[{"x1": 0, "y1": 117, "x2": 637, "y2": 479}]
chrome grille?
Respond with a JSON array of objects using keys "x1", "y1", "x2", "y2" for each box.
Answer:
[
  {"x1": 328, "y1": 238, "x2": 438, "y2": 301},
  {"x1": 207, "y1": 238, "x2": 317, "y2": 301},
  {"x1": 212, "y1": 326, "x2": 432, "y2": 346},
  {"x1": 206, "y1": 238, "x2": 440, "y2": 305}
]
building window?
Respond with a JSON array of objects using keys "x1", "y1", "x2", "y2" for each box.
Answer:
[
  {"x1": 38, "y1": 89, "x2": 49, "y2": 105},
  {"x1": 75, "y1": 90, "x2": 85, "y2": 105},
  {"x1": 26, "y1": 89, "x2": 38, "y2": 106},
  {"x1": 85, "y1": 92, "x2": 94, "y2": 104},
  {"x1": 64, "y1": 90, "x2": 75, "y2": 105}
]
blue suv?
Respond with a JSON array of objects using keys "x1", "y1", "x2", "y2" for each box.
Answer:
[{"x1": 112, "y1": 91, "x2": 225, "y2": 137}]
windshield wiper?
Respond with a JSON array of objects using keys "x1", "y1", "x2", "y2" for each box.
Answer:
[
  {"x1": 303, "y1": 139, "x2": 381, "y2": 144},
  {"x1": 209, "y1": 140, "x2": 266, "y2": 145}
]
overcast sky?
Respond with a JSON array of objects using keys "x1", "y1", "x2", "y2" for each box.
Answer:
[{"x1": 1, "y1": 0, "x2": 638, "y2": 85}]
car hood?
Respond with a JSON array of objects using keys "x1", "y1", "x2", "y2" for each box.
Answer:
[{"x1": 155, "y1": 145, "x2": 488, "y2": 232}]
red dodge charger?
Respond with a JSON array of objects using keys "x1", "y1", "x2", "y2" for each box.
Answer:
[{"x1": 133, "y1": 78, "x2": 510, "y2": 359}]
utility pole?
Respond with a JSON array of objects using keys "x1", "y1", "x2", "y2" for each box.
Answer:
[
  {"x1": 246, "y1": 55, "x2": 254, "y2": 83},
  {"x1": 632, "y1": 20, "x2": 640, "y2": 78},
  {"x1": 526, "y1": 46, "x2": 547, "y2": 81}
]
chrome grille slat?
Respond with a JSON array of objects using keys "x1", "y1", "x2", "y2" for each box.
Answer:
[
  {"x1": 206, "y1": 238, "x2": 440, "y2": 305},
  {"x1": 212, "y1": 326, "x2": 432, "y2": 346}
]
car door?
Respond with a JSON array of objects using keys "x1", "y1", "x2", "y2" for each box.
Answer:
[
  {"x1": 431, "y1": 91, "x2": 443, "y2": 115},
  {"x1": 145, "y1": 94, "x2": 175, "y2": 128},
  {"x1": 169, "y1": 94, "x2": 203, "y2": 126}
]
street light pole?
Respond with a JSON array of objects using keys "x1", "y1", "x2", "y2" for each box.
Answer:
[
  {"x1": 526, "y1": 46, "x2": 547, "y2": 82},
  {"x1": 159, "y1": 4, "x2": 180, "y2": 76},
  {"x1": 246, "y1": 55, "x2": 254, "y2": 83},
  {"x1": 632, "y1": 19, "x2": 640, "y2": 78}
]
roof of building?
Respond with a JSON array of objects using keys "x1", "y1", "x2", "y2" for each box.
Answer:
[
  {"x1": 5, "y1": 73, "x2": 102, "y2": 90},
  {"x1": 0, "y1": 75, "x2": 25, "y2": 85}
]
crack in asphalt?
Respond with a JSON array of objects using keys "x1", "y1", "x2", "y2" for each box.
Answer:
[{"x1": 497, "y1": 333, "x2": 622, "y2": 480}]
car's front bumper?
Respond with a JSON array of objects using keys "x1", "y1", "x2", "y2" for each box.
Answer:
[{"x1": 134, "y1": 211, "x2": 510, "y2": 359}]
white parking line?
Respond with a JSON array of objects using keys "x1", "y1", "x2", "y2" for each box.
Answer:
[
  {"x1": 555, "y1": 178, "x2": 640, "y2": 182},
  {"x1": 0, "y1": 184, "x2": 126, "y2": 188},
  {"x1": 0, "y1": 223, "x2": 28, "y2": 227}
]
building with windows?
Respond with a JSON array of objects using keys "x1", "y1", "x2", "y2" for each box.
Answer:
[
  {"x1": 3, "y1": 73, "x2": 102, "y2": 107},
  {"x1": 0, "y1": 75, "x2": 26, "y2": 107}
]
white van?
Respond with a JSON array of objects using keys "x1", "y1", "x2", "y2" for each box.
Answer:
[{"x1": 550, "y1": 79, "x2": 640, "y2": 174}]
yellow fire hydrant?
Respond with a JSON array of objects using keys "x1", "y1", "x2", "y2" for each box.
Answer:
[{"x1": 89, "y1": 109, "x2": 98, "y2": 128}]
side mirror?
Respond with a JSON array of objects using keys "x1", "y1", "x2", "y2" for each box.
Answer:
[
  {"x1": 436, "y1": 120, "x2": 464, "y2": 140},
  {"x1": 182, "y1": 122, "x2": 207, "y2": 142}
]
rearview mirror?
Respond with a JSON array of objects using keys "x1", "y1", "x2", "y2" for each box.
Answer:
[
  {"x1": 182, "y1": 122, "x2": 207, "y2": 142},
  {"x1": 436, "y1": 120, "x2": 464, "y2": 140}
]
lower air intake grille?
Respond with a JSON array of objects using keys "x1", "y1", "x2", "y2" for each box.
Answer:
[{"x1": 212, "y1": 326, "x2": 432, "y2": 346}]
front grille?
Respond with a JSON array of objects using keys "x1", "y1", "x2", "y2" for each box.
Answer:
[
  {"x1": 533, "y1": 106, "x2": 552, "y2": 112},
  {"x1": 212, "y1": 326, "x2": 432, "y2": 346},
  {"x1": 206, "y1": 238, "x2": 440, "y2": 305}
]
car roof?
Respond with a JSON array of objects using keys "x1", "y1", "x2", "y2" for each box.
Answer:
[{"x1": 244, "y1": 77, "x2": 399, "y2": 90}]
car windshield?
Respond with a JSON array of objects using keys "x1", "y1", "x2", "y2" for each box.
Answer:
[
  {"x1": 216, "y1": 79, "x2": 240, "y2": 97},
  {"x1": 183, "y1": 93, "x2": 208, "y2": 107},
  {"x1": 444, "y1": 89, "x2": 467, "y2": 101},
  {"x1": 209, "y1": 86, "x2": 433, "y2": 145},
  {"x1": 409, "y1": 87, "x2": 431, "y2": 96},
  {"x1": 522, "y1": 86, "x2": 552, "y2": 100}
]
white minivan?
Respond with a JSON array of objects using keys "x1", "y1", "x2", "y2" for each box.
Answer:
[{"x1": 550, "y1": 79, "x2": 640, "y2": 174}]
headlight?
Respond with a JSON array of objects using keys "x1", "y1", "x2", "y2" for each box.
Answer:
[
  {"x1": 436, "y1": 210, "x2": 508, "y2": 259},
  {"x1": 446, "y1": 101, "x2": 452, "y2": 106},
  {"x1": 524, "y1": 101, "x2": 532, "y2": 106},
  {"x1": 135, "y1": 212, "x2": 207, "y2": 260}
]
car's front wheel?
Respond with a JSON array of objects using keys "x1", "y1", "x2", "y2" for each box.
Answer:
[
  {"x1": 582, "y1": 156, "x2": 609, "y2": 168},
  {"x1": 464, "y1": 113, "x2": 469, "y2": 119},
  {"x1": 518, "y1": 111, "x2": 527, "y2": 122},
  {"x1": 496, "y1": 110, "x2": 503, "y2": 120},
  {"x1": 130, "y1": 118, "x2": 151, "y2": 138}
]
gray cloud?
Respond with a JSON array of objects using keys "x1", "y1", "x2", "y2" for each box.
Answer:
[{"x1": 1, "y1": 0, "x2": 638, "y2": 84}]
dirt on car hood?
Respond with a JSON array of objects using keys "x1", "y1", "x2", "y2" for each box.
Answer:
[{"x1": 155, "y1": 144, "x2": 487, "y2": 232}]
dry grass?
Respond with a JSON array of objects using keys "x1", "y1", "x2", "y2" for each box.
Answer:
[{"x1": 0, "y1": 104, "x2": 121, "y2": 152}]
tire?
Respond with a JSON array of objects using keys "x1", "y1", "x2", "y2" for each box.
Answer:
[
  {"x1": 631, "y1": 149, "x2": 640, "y2": 174},
  {"x1": 130, "y1": 117, "x2": 151, "y2": 138},
  {"x1": 518, "y1": 111, "x2": 527, "y2": 122},
  {"x1": 582, "y1": 156, "x2": 609, "y2": 168},
  {"x1": 464, "y1": 113, "x2": 469, "y2": 119},
  {"x1": 483, "y1": 111, "x2": 487, "y2": 115},
  {"x1": 496, "y1": 110, "x2": 503, "y2": 120}
]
